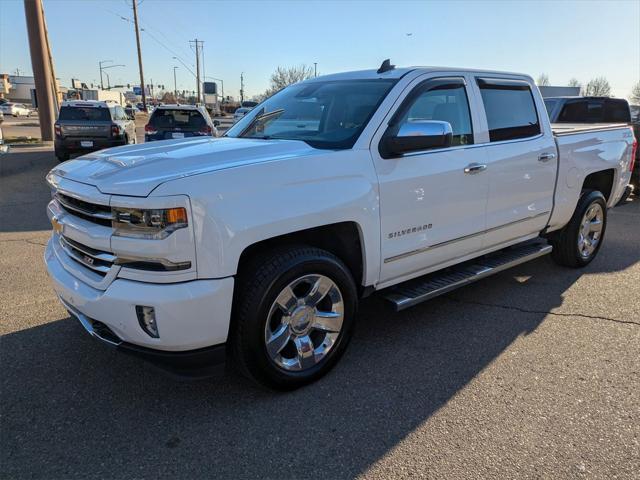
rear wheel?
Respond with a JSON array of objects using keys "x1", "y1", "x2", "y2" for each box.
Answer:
[
  {"x1": 231, "y1": 246, "x2": 358, "y2": 390},
  {"x1": 550, "y1": 190, "x2": 607, "y2": 267},
  {"x1": 55, "y1": 149, "x2": 69, "y2": 162}
]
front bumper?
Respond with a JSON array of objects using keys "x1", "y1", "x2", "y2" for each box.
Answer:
[
  {"x1": 61, "y1": 297, "x2": 227, "y2": 376},
  {"x1": 45, "y1": 237, "x2": 234, "y2": 372}
]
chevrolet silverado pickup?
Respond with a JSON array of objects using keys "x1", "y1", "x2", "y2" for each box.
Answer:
[{"x1": 45, "y1": 63, "x2": 637, "y2": 389}]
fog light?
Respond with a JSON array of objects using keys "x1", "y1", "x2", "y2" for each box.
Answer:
[{"x1": 136, "y1": 305, "x2": 159, "y2": 338}]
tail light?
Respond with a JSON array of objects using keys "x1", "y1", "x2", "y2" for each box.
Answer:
[
  {"x1": 54, "y1": 124, "x2": 61, "y2": 137},
  {"x1": 630, "y1": 128, "x2": 638, "y2": 173},
  {"x1": 111, "y1": 124, "x2": 120, "y2": 137},
  {"x1": 199, "y1": 125, "x2": 212, "y2": 135},
  {"x1": 144, "y1": 124, "x2": 157, "y2": 135}
]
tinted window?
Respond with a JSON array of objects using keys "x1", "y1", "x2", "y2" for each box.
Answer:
[
  {"x1": 397, "y1": 82, "x2": 473, "y2": 146},
  {"x1": 478, "y1": 79, "x2": 540, "y2": 142},
  {"x1": 150, "y1": 109, "x2": 206, "y2": 129},
  {"x1": 58, "y1": 106, "x2": 111, "y2": 121},
  {"x1": 227, "y1": 80, "x2": 396, "y2": 150},
  {"x1": 603, "y1": 99, "x2": 631, "y2": 122}
]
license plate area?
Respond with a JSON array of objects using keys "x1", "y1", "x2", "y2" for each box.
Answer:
[
  {"x1": 172, "y1": 132, "x2": 185, "y2": 139},
  {"x1": 80, "y1": 140, "x2": 94, "y2": 147}
]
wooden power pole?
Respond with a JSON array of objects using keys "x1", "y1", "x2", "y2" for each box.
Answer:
[
  {"x1": 131, "y1": 0, "x2": 147, "y2": 110},
  {"x1": 24, "y1": 0, "x2": 56, "y2": 141}
]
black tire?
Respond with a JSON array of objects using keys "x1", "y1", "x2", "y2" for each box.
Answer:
[
  {"x1": 55, "y1": 150, "x2": 69, "y2": 162},
  {"x1": 231, "y1": 246, "x2": 358, "y2": 390},
  {"x1": 550, "y1": 190, "x2": 607, "y2": 268}
]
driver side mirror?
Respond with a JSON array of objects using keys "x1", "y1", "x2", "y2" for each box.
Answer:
[{"x1": 382, "y1": 120, "x2": 453, "y2": 157}]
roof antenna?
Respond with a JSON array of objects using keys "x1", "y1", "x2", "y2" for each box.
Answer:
[{"x1": 377, "y1": 59, "x2": 395, "y2": 74}]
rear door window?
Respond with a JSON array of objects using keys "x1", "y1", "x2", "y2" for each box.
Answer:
[
  {"x1": 58, "y1": 106, "x2": 111, "y2": 121},
  {"x1": 150, "y1": 109, "x2": 206, "y2": 130},
  {"x1": 477, "y1": 78, "x2": 540, "y2": 142}
]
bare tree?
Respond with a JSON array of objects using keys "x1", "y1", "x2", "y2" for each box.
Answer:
[
  {"x1": 585, "y1": 77, "x2": 611, "y2": 97},
  {"x1": 262, "y1": 65, "x2": 315, "y2": 99},
  {"x1": 568, "y1": 78, "x2": 581, "y2": 87},
  {"x1": 536, "y1": 73, "x2": 550, "y2": 86},
  {"x1": 630, "y1": 81, "x2": 640, "y2": 104}
]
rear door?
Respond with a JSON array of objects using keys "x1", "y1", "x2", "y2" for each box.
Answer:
[{"x1": 472, "y1": 77, "x2": 556, "y2": 249}]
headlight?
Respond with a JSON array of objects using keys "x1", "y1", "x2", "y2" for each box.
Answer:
[{"x1": 112, "y1": 207, "x2": 188, "y2": 240}]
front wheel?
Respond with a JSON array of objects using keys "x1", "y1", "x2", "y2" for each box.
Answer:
[
  {"x1": 550, "y1": 190, "x2": 607, "y2": 267},
  {"x1": 231, "y1": 246, "x2": 358, "y2": 390}
]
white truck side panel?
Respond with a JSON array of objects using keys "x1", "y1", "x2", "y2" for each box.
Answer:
[{"x1": 547, "y1": 127, "x2": 634, "y2": 231}]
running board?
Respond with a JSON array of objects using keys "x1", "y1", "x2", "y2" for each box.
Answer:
[{"x1": 381, "y1": 241, "x2": 553, "y2": 311}]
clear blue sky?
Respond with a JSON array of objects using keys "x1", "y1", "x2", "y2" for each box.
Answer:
[{"x1": 1, "y1": 0, "x2": 638, "y2": 99}]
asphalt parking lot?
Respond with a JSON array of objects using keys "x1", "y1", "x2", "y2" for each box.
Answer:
[{"x1": 1, "y1": 148, "x2": 639, "y2": 479}]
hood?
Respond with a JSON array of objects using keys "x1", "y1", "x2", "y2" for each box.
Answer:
[{"x1": 51, "y1": 137, "x2": 319, "y2": 196}]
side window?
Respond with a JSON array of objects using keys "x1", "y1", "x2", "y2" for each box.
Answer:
[
  {"x1": 477, "y1": 78, "x2": 540, "y2": 142},
  {"x1": 116, "y1": 106, "x2": 127, "y2": 120},
  {"x1": 395, "y1": 80, "x2": 473, "y2": 146}
]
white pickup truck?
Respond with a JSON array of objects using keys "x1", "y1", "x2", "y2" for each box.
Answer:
[{"x1": 45, "y1": 63, "x2": 637, "y2": 389}]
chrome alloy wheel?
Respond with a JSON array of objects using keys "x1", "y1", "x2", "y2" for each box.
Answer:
[
  {"x1": 264, "y1": 274, "x2": 344, "y2": 372},
  {"x1": 578, "y1": 203, "x2": 604, "y2": 258}
]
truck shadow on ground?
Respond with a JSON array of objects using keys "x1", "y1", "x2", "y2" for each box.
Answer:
[{"x1": 2, "y1": 206, "x2": 638, "y2": 479}]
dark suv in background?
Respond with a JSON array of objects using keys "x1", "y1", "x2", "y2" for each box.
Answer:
[
  {"x1": 54, "y1": 100, "x2": 136, "y2": 161},
  {"x1": 144, "y1": 104, "x2": 218, "y2": 142}
]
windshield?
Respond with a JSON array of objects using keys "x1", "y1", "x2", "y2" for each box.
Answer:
[{"x1": 226, "y1": 79, "x2": 397, "y2": 149}]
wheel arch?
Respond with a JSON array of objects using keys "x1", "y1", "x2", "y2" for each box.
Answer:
[
  {"x1": 581, "y1": 168, "x2": 615, "y2": 202},
  {"x1": 236, "y1": 221, "x2": 367, "y2": 292}
]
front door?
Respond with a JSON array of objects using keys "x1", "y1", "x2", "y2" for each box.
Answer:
[{"x1": 371, "y1": 75, "x2": 490, "y2": 285}]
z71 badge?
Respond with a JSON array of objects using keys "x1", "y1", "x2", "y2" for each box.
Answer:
[{"x1": 388, "y1": 224, "x2": 432, "y2": 239}]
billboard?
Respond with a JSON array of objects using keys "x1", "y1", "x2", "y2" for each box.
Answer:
[{"x1": 203, "y1": 81, "x2": 217, "y2": 95}]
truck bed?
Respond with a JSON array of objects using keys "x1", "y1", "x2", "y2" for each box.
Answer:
[{"x1": 551, "y1": 123, "x2": 629, "y2": 136}]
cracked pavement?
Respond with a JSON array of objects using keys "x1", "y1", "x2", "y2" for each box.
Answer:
[{"x1": 1, "y1": 148, "x2": 639, "y2": 479}]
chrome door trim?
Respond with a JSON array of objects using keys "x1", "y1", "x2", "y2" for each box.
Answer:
[{"x1": 384, "y1": 211, "x2": 550, "y2": 263}]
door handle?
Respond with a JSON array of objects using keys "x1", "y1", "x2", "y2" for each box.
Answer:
[
  {"x1": 464, "y1": 163, "x2": 487, "y2": 174},
  {"x1": 538, "y1": 152, "x2": 556, "y2": 162}
]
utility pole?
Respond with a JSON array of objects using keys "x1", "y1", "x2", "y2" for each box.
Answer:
[
  {"x1": 240, "y1": 72, "x2": 244, "y2": 103},
  {"x1": 190, "y1": 39, "x2": 203, "y2": 103},
  {"x1": 131, "y1": 0, "x2": 147, "y2": 110},
  {"x1": 24, "y1": 0, "x2": 55, "y2": 141},
  {"x1": 40, "y1": 0, "x2": 61, "y2": 108},
  {"x1": 314, "y1": 62, "x2": 317, "y2": 77},
  {"x1": 173, "y1": 66, "x2": 178, "y2": 100}
]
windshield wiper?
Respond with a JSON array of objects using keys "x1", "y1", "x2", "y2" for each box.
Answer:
[{"x1": 239, "y1": 108, "x2": 285, "y2": 137}]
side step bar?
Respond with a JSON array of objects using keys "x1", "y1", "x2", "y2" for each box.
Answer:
[{"x1": 381, "y1": 241, "x2": 553, "y2": 311}]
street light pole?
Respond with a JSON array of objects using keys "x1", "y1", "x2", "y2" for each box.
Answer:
[
  {"x1": 173, "y1": 66, "x2": 178, "y2": 99},
  {"x1": 99, "y1": 60, "x2": 113, "y2": 90}
]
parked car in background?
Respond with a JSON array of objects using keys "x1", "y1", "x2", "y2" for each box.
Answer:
[
  {"x1": 54, "y1": 100, "x2": 137, "y2": 161},
  {"x1": 545, "y1": 96, "x2": 638, "y2": 199},
  {"x1": 0, "y1": 102, "x2": 33, "y2": 117},
  {"x1": 233, "y1": 107, "x2": 252, "y2": 123},
  {"x1": 44, "y1": 64, "x2": 636, "y2": 389},
  {"x1": 0, "y1": 111, "x2": 7, "y2": 154},
  {"x1": 144, "y1": 104, "x2": 219, "y2": 142},
  {"x1": 124, "y1": 104, "x2": 140, "y2": 119}
]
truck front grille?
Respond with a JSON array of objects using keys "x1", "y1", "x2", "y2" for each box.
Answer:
[
  {"x1": 56, "y1": 193, "x2": 112, "y2": 227},
  {"x1": 59, "y1": 235, "x2": 115, "y2": 277}
]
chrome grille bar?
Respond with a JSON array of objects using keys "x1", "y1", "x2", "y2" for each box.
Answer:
[
  {"x1": 59, "y1": 236, "x2": 113, "y2": 274},
  {"x1": 55, "y1": 194, "x2": 113, "y2": 221}
]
